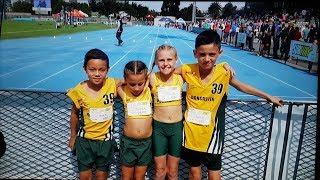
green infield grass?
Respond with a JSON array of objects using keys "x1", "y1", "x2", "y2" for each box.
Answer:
[{"x1": 1, "y1": 20, "x2": 116, "y2": 39}]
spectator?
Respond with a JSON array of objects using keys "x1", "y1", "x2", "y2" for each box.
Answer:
[
  {"x1": 272, "y1": 20, "x2": 282, "y2": 58},
  {"x1": 308, "y1": 24, "x2": 317, "y2": 43},
  {"x1": 302, "y1": 24, "x2": 310, "y2": 42},
  {"x1": 293, "y1": 26, "x2": 302, "y2": 41},
  {"x1": 246, "y1": 22, "x2": 254, "y2": 51}
]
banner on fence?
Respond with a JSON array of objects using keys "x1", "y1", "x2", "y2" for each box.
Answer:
[
  {"x1": 289, "y1": 40, "x2": 318, "y2": 62},
  {"x1": 237, "y1": 32, "x2": 247, "y2": 44},
  {"x1": 32, "y1": 0, "x2": 51, "y2": 12}
]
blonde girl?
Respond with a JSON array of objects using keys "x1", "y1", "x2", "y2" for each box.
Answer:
[{"x1": 149, "y1": 45, "x2": 184, "y2": 180}]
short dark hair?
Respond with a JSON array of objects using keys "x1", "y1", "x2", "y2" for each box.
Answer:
[
  {"x1": 83, "y1": 48, "x2": 109, "y2": 68},
  {"x1": 195, "y1": 30, "x2": 221, "y2": 49}
]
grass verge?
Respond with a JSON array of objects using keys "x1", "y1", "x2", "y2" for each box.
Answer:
[{"x1": 1, "y1": 20, "x2": 116, "y2": 39}]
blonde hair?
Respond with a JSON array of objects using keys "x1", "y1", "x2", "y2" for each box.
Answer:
[{"x1": 151, "y1": 44, "x2": 178, "y2": 72}]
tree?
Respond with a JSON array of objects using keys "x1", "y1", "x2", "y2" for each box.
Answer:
[
  {"x1": 161, "y1": 0, "x2": 169, "y2": 16},
  {"x1": 96, "y1": 0, "x2": 118, "y2": 17},
  {"x1": 51, "y1": 0, "x2": 64, "y2": 14},
  {"x1": 78, "y1": 3, "x2": 91, "y2": 16},
  {"x1": 179, "y1": 4, "x2": 203, "y2": 21},
  {"x1": 161, "y1": 0, "x2": 180, "y2": 17},
  {"x1": 208, "y1": 2, "x2": 221, "y2": 18},
  {"x1": 11, "y1": 1, "x2": 32, "y2": 13},
  {"x1": 221, "y1": 2, "x2": 237, "y2": 18},
  {"x1": 136, "y1": 4, "x2": 148, "y2": 19},
  {"x1": 122, "y1": 2, "x2": 134, "y2": 17},
  {"x1": 89, "y1": 0, "x2": 98, "y2": 12}
]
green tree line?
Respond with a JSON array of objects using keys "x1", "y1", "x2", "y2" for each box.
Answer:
[{"x1": 8, "y1": 1, "x2": 317, "y2": 21}]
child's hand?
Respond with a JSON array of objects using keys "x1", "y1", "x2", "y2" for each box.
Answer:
[
  {"x1": 223, "y1": 63, "x2": 236, "y2": 78},
  {"x1": 116, "y1": 79, "x2": 125, "y2": 87},
  {"x1": 68, "y1": 136, "x2": 76, "y2": 150},
  {"x1": 268, "y1": 96, "x2": 284, "y2": 107}
]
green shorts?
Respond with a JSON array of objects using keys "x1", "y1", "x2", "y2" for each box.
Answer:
[
  {"x1": 74, "y1": 136, "x2": 115, "y2": 172},
  {"x1": 152, "y1": 120, "x2": 183, "y2": 157},
  {"x1": 120, "y1": 135, "x2": 152, "y2": 166}
]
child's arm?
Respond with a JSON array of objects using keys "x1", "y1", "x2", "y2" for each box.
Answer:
[
  {"x1": 222, "y1": 63, "x2": 236, "y2": 78},
  {"x1": 115, "y1": 78, "x2": 124, "y2": 86},
  {"x1": 148, "y1": 72, "x2": 155, "y2": 89},
  {"x1": 117, "y1": 83, "x2": 125, "y2": 100},
  {"x1": 114, "y1": 78, "x2": 125, "y2": 98},
  {"x1": 68, "y1": 103, "x2": 79, "y2": 150},
  {"x1": 230, "y1": 78, "x2": 283, "y2": 106}
]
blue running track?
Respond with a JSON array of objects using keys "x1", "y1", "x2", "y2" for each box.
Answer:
[{"x1": 0, "y1": 26, "x2": 317, "y2": 101}]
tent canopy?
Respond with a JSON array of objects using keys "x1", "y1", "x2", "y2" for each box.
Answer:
[
  {"x1": 78, "y1": 10, "x2": 88, "y2": 18},
  {"x1": 176, "y1": 18, "x2": 186, "y2": 24},
  {"x1": 69, "y1": 9, "x2": 87, "y2": 18},
  {"x1": 159, "y1": 17, "x2": 174, "y2": 23}
]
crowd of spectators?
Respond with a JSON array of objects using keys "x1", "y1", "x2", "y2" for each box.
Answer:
[
  {"x1": 188, "y1": 10, "x2": 319, "y2": 72},
  {"x1": 149, "y1": 9, "x2": 318, "y2": 72}
]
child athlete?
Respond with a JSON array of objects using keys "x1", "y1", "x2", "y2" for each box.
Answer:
[
  {"x1": 175, "y1": 30, "x2": 283, "y2": 180},
  {"x1": 117, "y1": 60, "x2": 153, "y2": 180},
  {"x1": 149, "y1": 45, "x2": 184, "y2": 180},
  {"x1": 67, "y1": 48, "x2": 118, "y2": 180}
]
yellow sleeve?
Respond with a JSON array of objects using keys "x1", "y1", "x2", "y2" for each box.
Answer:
[
  {"x1": 66, "y1": 88, "x2": 80, "y2": 109},
  {"x1": 218, "y1": 61, "x2": 228, "y2": 65},
  {"x1": 181, "y1": 64, "x2": 189, "y2": 80}
]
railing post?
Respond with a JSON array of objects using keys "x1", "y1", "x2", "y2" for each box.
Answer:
[
  {"x1": 262, "y1": 105, "x2": 276, "y2": 180},
  {"x1": 292, "y1": 104, "x2": 309, "y2": 180},
  {"x1": 278, "y1": 103, "x2": 293, "y2": 180}
]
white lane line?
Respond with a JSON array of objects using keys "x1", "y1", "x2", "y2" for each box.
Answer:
[
  {"x1": 178, "y1": 33, "x2": 194, "y2": 50},
  {"x1": 175, "y1": 30, "x2": 316, "y2": 99},
  {"x1": 222, "y1": 54, "x2": 316, "y2": 98},
  {"x1": 23, "y1": 27, "x2": 148, "y2": 89},
  {"x1": 0, "y1": 52, "x2": 77, "y2": 78},
  {"x1": 2, "y1": 27, "x2": 147, "y2": 80},
  {"x1": 110, "y1": 30, "x2": 152, "y2": 69},
  {"x1": 164, "y1": 28, "x2": 183, "y2": 64},
  {"x1": 148, "y1": 26, "x2": 160, "y2": 70},
  {"x1": 0, "y1": 61, "x2": 43, "y2": 78},
  {"x1": 1, "y1": 27, "x2": 142, "y2": 61},
  {"x1": 25, "y1": 61, "x2": 83, "y2": 89}
]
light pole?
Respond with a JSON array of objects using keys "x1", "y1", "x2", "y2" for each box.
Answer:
[
  {"x1": 192, "y1": 0, "x2": 196, "y2": 23},
  {"x1": 0, "y1": 0, "x2": 5, "y2": 38}
]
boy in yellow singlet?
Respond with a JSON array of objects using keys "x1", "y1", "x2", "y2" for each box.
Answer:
[
  {"x1": 175, "y1": 30, "x2": 283, "y2": 180},
  {"x1": 117, "y1": 60, "x2": 153, "y2": 180},
  {"x1": 67, "y1": 49, "x2": 119, "y2": 180},
  {"x1": 149, "y1": 45, "x2": 184, "y2": 180}
]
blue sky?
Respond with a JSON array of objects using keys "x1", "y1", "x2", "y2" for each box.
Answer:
[{"x1": 129, "y1": 1, "x2": 245, "y2": 12}]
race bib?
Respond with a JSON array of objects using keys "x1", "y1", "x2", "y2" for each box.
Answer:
[
  {"x1": 158, "y1": 86, "x2": 181, "y2": 102},
  {"x1": 89, "y1": 107, "x2": 113, "y2": 122},
  {"x1": 186, "y1": 108, "x2": 211, "y2": 125},
  {"x1": 127, "y1": 101, "x2": 152, "y2": 116}
]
